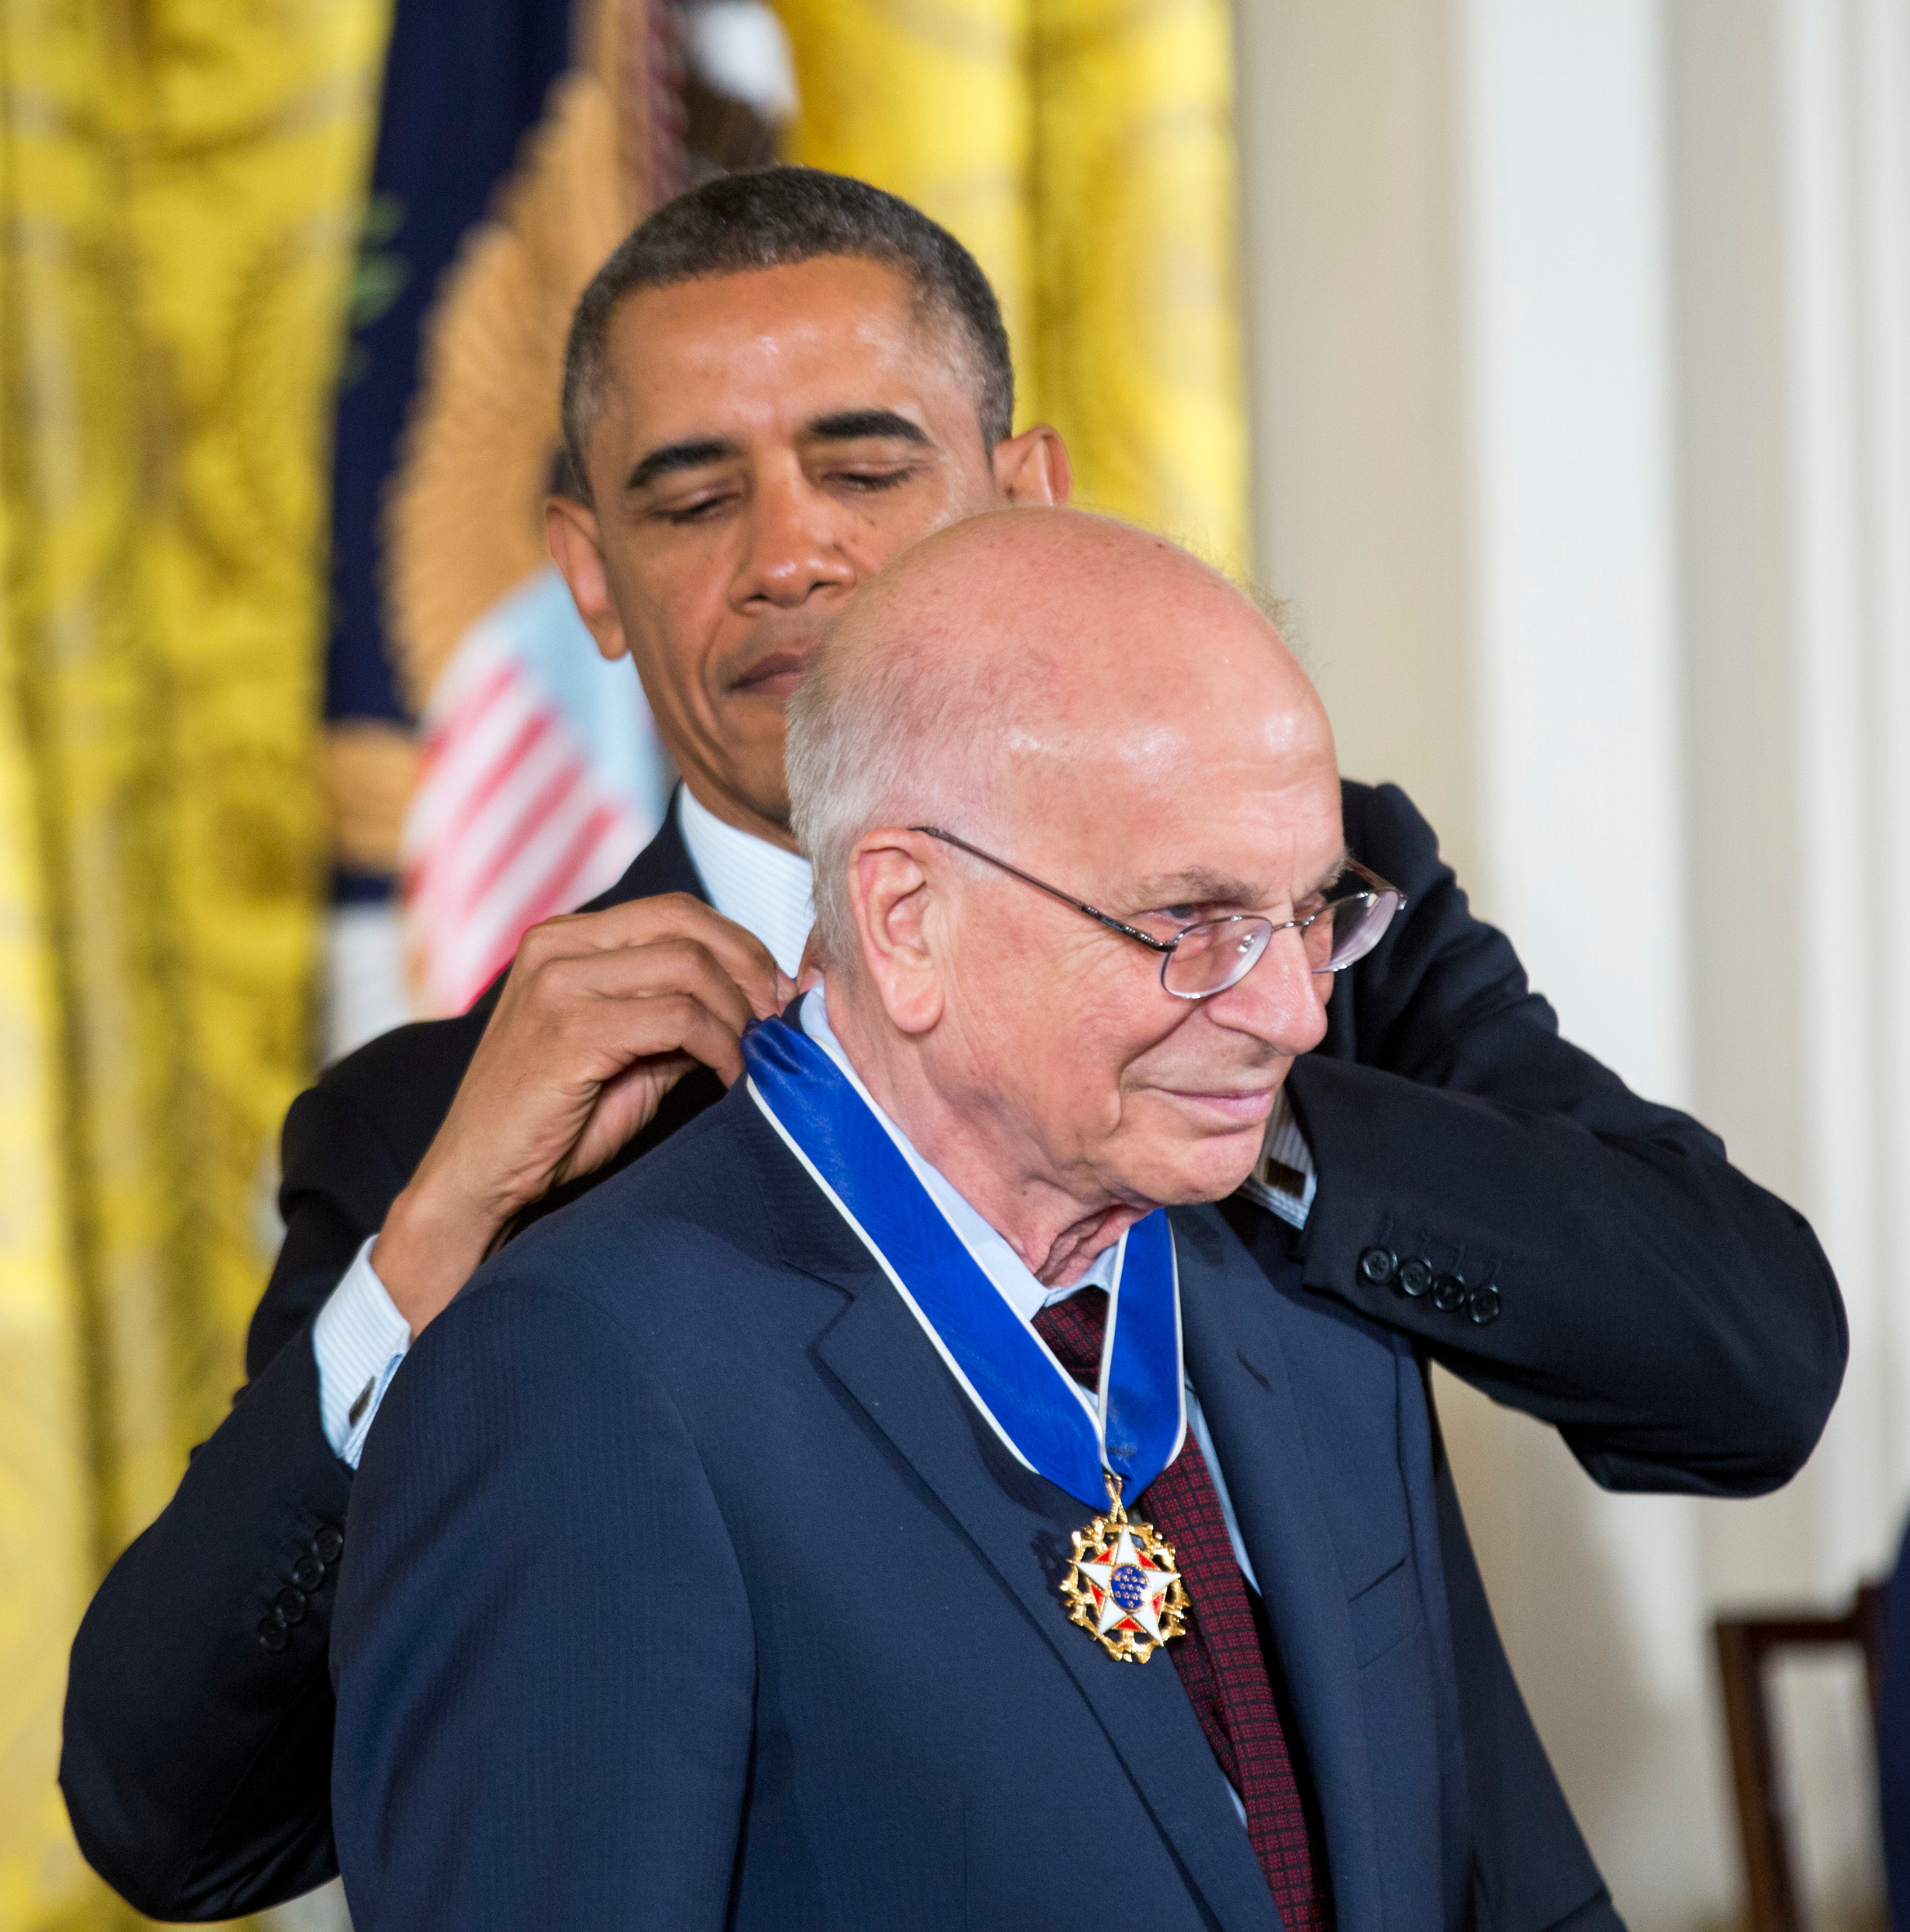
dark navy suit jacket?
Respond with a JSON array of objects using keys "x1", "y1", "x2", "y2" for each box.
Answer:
[
  {"x1": 63, "y1": 781, "x2": 1846, "y2": 1923},
  {"x1": 335, "y1": 1081, "x2": 1490, "y2": 1930}
]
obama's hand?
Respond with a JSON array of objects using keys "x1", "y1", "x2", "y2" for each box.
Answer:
[{"x1": 372, "y1": 895, "x2": 793, "y2": 1333}]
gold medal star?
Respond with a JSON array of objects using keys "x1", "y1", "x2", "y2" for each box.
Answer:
[
  {"x1": 1062, "y1": 1487, "x2": 1188, "y2": 1662},
  {"x1": 1073, "y1": 1524, "x2": 1180, "y2": 1646}
]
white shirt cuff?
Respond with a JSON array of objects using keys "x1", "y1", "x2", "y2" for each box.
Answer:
[{"x1": 312, "y1": 1235, "x2": 413, "y2": 1468}]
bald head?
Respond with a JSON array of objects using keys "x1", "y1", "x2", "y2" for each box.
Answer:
[
  {"x1": 787, "y1": 505, "x2": 1347, "y2": 1271},
  {"x1": 787, "y1": 507, "x2": 1331, "y2": 965}
]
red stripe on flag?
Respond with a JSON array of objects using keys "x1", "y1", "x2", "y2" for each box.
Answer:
[
  {"x1": 449, "y1": 804, "x2": 619, "y2": 1014},
  {"x1": 404, "y1": 702, "x2": 554, "y2": 898},
  {"x1": 416, "y1": 660, "x2": 518, "y2": 780},
  {"x1": 449, "y1": 754, "x2": 587, "y2": 929},
  {"x1": 508, "y1": 803, "x2": 624, "y2": 940},
  {"x1": 444, "y1": 706, "x2": 558, "y2": 843},
  {"x1": 404, "y1": 703, "x2": 562, "y2": 916}
]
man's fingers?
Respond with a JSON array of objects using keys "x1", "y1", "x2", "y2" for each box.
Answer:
[
  {"x1": 520, "y1": 895, "x2": 790, "y2": 1018},
  {"x1": 653, "y1": 995, "x2": 748, "y2": 1088},
  {"x1": 402, "y1": 906, "x2": 786, "y2": 1284},
  {"x1": 550, "y1": 985, "x2": 757, "y2": 1187},
  {"x1": 562, "y1": 993, "x2": 746, "y2": 1092},
  {"x1": 522, "y1": 938, "x2": 761, "y2": 1053},
  {"x1": 544, "y1": 973, "x2": 754, "y2": 1087}
]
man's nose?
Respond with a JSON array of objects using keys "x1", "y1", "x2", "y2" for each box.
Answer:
[
  {"x1": 733, "y1": 474, "x2": 859, "y2": 610},
  {"x1": 1204, "y1": 926, "x2": 1332, "y2": 1056}
]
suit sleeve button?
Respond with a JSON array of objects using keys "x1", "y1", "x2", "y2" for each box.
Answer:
[
  {"x1": 1468, "y1": 1284, "x2": 1502, "y2": 1326},
  {"x1": 312, "y1": 1524, "x2": 345, "y2": 1565},
  {"x1": 1431, "y1": 1272, "x2": 1468, "y2": 1313},
  {"x1": 1358, "y1": 1246, "x2": 1399, "y2": 1286},
  {"x1": 291, "y1": 1554, "x2": 326, "y2": 1593},
  {"x1": 1398, "y1": 1256, "x2": 1434, "y2": 1298},
  {"x1": 274, "y1": 1586, "x2": 309, "y2": 1626},
  {"x1": 257, "y1": 1614, "x2": 290, "y2": 1653}
]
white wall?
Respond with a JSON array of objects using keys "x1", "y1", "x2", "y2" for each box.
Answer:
[
  {"x1": 1235, "y1": 2, "x2": 1910, "y2": 1925},
  {"x1": 1234, "y1": 0, "x2": 1476, "y2": 892},
  {"x1": 1455, "y1": 7, "x2": 1722, "y2": 1908}
]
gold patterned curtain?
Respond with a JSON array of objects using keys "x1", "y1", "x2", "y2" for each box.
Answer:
[
  {"x1": 773, "y1": 0, "x2": 1246, "y2": 574},
  {"x1": 0, "y1": 2, "x2": 386, "y2": 1922}
]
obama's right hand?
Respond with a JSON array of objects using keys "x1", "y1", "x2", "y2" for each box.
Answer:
[{"x1": 371, "y1": 894, "x2": 794, "y2": 1335}]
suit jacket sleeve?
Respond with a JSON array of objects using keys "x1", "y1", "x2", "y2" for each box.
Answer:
[
  {"x1": 330, "y1": 1264, "x2": 756, "y2": 1932},
  {"x1": 1253, "y1": 780, "x2": 1846, "y2": 1497},
  {"x1": 59, "y1": 1072, "x2": 409, "y2": 1919}
]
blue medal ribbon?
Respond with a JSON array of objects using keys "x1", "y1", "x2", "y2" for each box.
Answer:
[{"x1": 743, "y1": 1015, "x2": 1185, "y2": 1508}]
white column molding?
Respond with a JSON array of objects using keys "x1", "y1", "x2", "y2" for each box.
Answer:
[
  {"x1": 1457, "y1": 0, "x2": 1690, "y2": 1105},
  {"x1": 1449, "y1": 4, "x2": 1727, "y2": 1924},
  {"x1": 1858, "y1": 0, "x2": 1910, "y2": 1514}
]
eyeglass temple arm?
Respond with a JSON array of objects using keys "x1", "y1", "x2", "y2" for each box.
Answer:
[
  {"x1": 913, "y1": 827, "x2": 1406, "y2": 947},
  {"x1": 908, "y1": 826, "x2": 1178, "y2": 955},
  {"x1": 1341, "y1": 858, "x2": 1405, "y2": 909}
]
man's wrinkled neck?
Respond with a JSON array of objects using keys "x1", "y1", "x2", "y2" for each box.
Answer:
[{"x1": 821, "y1": 980, "x2": 1145, "y2": 1287}]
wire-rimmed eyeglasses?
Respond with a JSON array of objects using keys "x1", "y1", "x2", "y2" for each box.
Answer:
[{"x1": 910, "y1": 827, "x2": 1405, "y2": 1002}]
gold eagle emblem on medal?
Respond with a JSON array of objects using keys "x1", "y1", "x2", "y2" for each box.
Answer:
[{"x1": 1061, "y1": 1495, "x2": 1189, "y2": 1662}]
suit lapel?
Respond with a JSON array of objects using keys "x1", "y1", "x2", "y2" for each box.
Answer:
[
  {"x1": 589, "y1": 786, "x2": 705, "y2": 908},
  {"x1": 738, "y1": 1110, "x2": 1279, "y2": 1932},
  {"x1": 1172, "y1": 1208, "x2": 1387, "y2": 1932}
]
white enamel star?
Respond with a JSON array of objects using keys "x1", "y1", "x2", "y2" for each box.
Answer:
[{"x1": 1074, "y1": 1524, "x2": 1180, "y2": 1644}]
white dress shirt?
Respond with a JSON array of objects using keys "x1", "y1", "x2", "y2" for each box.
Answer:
[
  {"x1": 676, "y1": 784, "x2": 816, "y2": 978},
  {"x1": 311, "y1": 789, "x2": 1316, "y2": 1468},
  {"x1": 312, "y1": 1235, "x2": 412, "y2": 1467}
]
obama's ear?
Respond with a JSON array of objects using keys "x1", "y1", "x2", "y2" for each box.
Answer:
[
  {"x1": 546, "y1": 496, "x2": 632, "y2": 663},
  {"x1": 992, "y1": 424, "x2": 1073, "y2": 507}
]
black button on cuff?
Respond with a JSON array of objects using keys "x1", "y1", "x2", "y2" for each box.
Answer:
[
  {"x1": 1468, "y1": 1285, "x2": 1503, "y2": 1326},
  {"x1": 1358, "y1": 1246, "x2": 1398, "y2": 1287},
  {"x1": 291, "y1": 1554, "x2": 326, "y2": 1594},
  {"x1": 274, "y1": 1586, "x2": 309, "y2": 1627},
  {"x1": 312, "y1": 1524, "x2": 344, "y2": 1566},
  {"x1": 257, "y1": 1615, "x2": 290, "y2": 1653},
  {"x1": 1398, "y1": 1257, "x2": 1434, "y2": 1298},
  {"x1": 1431, "y1": 1273, "x2": 1469, "y2": 1314}
]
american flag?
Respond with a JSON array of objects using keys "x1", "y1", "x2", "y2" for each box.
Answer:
[{"x1": 403, "y1": 569, "x2": 671, "y2": 1015}]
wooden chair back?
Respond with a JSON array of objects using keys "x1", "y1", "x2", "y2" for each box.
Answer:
[{"x1": 1713, "y1": 1584, "x2": 1886, "y2": 1932}]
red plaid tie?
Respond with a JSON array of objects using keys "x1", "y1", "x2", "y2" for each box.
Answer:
[{"x1": 1034, "y1": 1287, "x2": 1329, "y2": 1932}]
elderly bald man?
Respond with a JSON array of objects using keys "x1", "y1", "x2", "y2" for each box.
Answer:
[{"x1": 335, "y1": 511, "x2": 1612, "y2": 1932}]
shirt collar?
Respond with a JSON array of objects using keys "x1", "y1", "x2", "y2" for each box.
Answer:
[
  {"x1": 799, "y1": 986, "x2": 1116, "y2": 1322},
  {"x1": 1239, "y1": 1086, "x2": 1316, "y2": 1228},
  {"x1": 676, "y1": 784, "x2": 815, "y2": 978}
]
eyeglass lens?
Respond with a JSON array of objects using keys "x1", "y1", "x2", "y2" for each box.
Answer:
[
  {"x1": 1162, "y1": 920, "x2": 1274, "y2": 998},
  {"x1": 1159, "y1": 886, "x2": 1402, "y2": 999}
]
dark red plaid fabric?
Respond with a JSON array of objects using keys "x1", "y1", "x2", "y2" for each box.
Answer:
[{"x1": 1035, "y1": 1287, "x2": 1329, "y2": 1932}]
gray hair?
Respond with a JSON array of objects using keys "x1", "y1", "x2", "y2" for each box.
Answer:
[{"x1": 786, "y1": 629, "x2": 1007, "y2": 969}]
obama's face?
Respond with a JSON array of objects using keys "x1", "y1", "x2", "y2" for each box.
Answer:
[{"x1": 547, "y1": 255, "x2": 1069, "y2": 846}]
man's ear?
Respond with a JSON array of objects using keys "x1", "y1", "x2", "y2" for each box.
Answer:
[
  {"x1": 992, "y1": 423, "x2": 1073, "y2": 507},
  {"x1": 846, "y1": 831, "x2": 945, "y2": 1036},
  {"x1": 545, "y1": 496, "x2": 632, "y2": 663}
]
